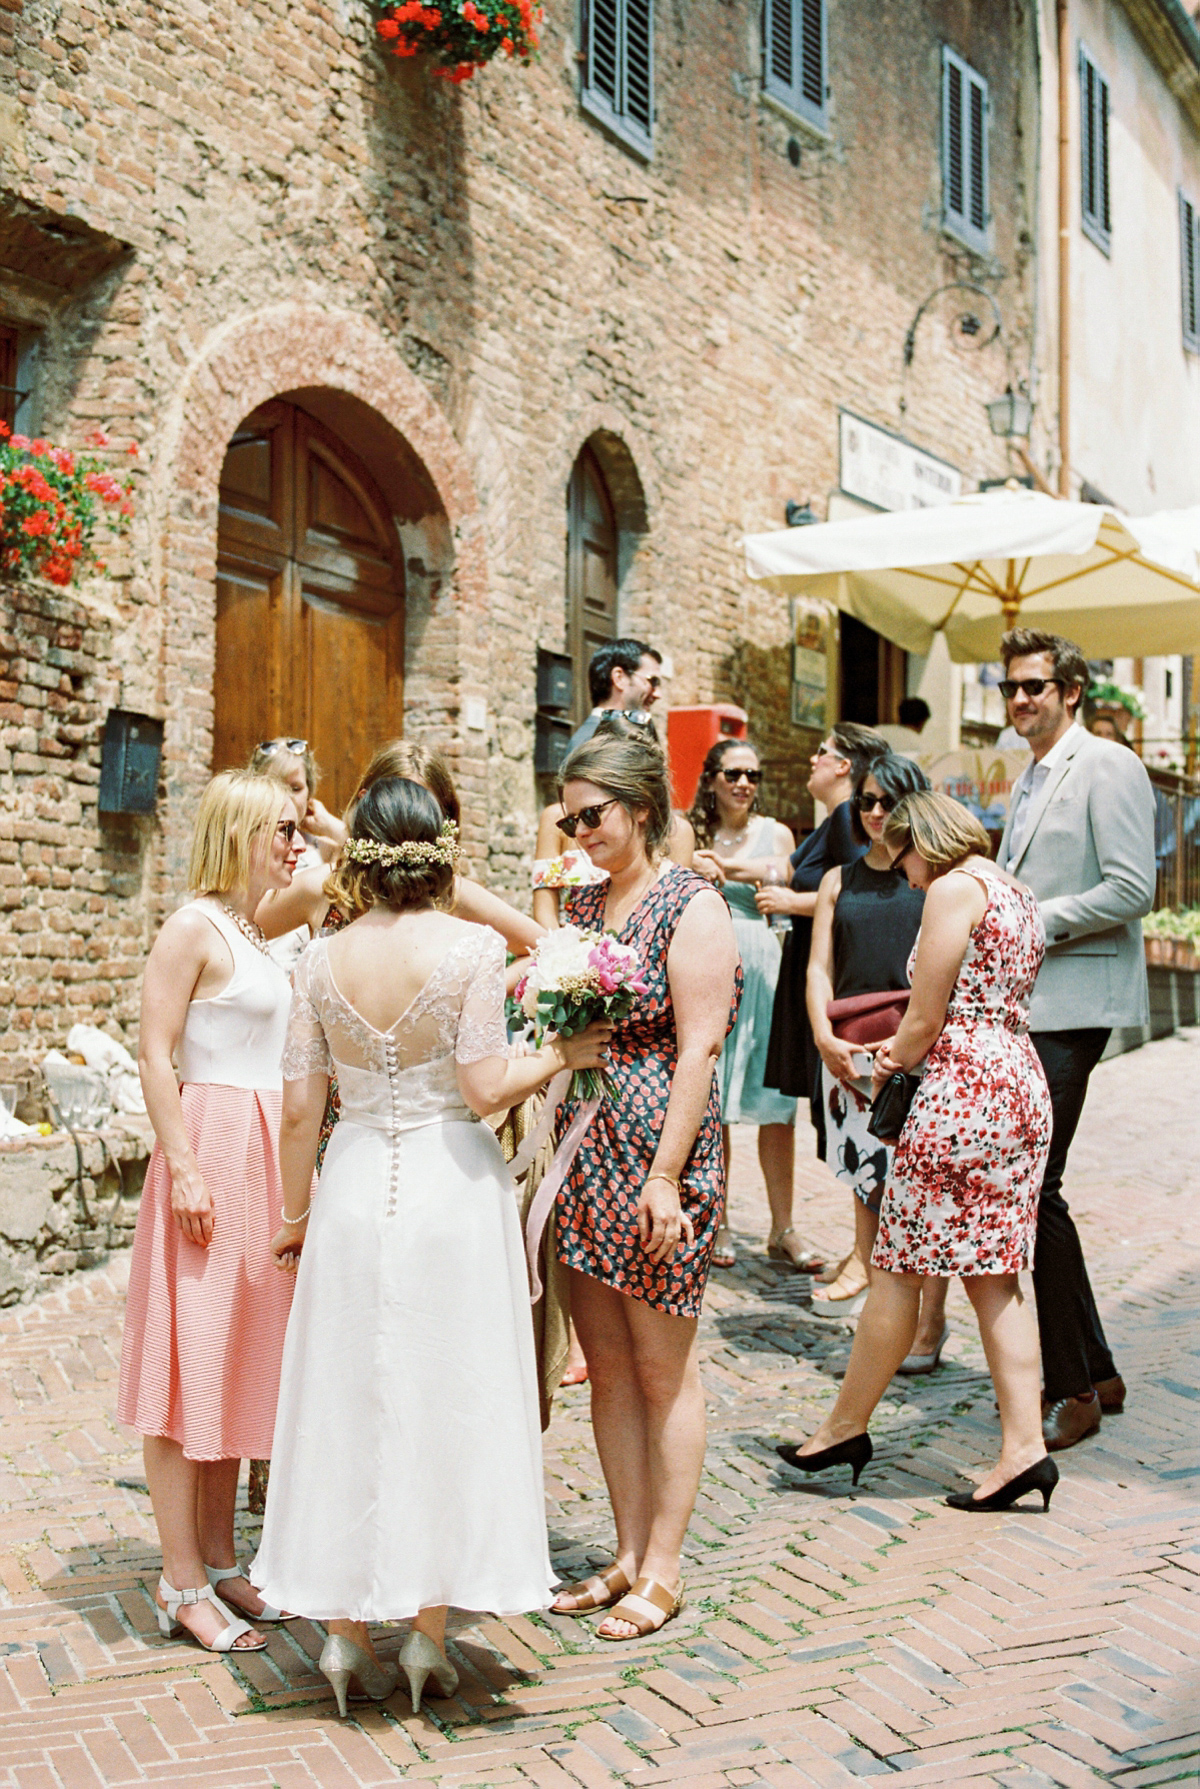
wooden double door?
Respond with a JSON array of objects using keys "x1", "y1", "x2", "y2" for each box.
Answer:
[{"x1": 214, "y1": 400, "x2": 405, "y2": 815}]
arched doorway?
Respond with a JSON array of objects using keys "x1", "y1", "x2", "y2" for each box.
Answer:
[
  {"x1": 214, "y1": 399, "x2": 405, "y2": 813},
  {"x1": 565, "y1": 444, "x2": 619, "y2": 725}
]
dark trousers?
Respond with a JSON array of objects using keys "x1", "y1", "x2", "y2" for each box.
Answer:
[{"x1": 1030, "y1": 1028, "x2": 1118, "y2": 1402}]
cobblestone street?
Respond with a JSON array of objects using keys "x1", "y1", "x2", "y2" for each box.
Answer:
[{"x1": 0, "y1": 1030, "x2": 1197, "y2": 1789}]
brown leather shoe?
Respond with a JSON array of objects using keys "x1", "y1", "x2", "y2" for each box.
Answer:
[
  {"x1": 1043, "y1": 1393, "x2": 1101, "y2": 1451},
  {"x1": 1094, "y1": 1374, "x2": 1126, "y2": 1414}
]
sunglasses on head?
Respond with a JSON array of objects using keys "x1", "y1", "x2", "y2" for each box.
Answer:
[
  {"x1": 598, "y1": 708, "x2": 654, "y2": 729},
  {"x1": 276, "y1": 819, "x2": 298, "y2": 842},
  {"x1": 998, "y1": 678, "x2": 1063, "y2": 700},
  {"x1": 719, "y1": 767, "x2": 762, "y2": 785},
  {"x1": 854, "y1": 791, "x2": 897, "y2": 814},
  {"x1": 559, "y1": 796, "x2": 622, "y2": 838},
  {"x1": 258, "y1": 737, "x2": 308, "y2": 757}
]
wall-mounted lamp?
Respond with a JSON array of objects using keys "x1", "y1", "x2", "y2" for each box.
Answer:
[
  {"x1": 785, "y1": 500, "x2": 817, "y2": 527},
  {"x1": 985, "y1": 387, "x2": 1034, "y2": 440}
]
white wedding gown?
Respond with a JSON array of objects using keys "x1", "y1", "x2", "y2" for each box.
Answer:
[{"x1": 251, "y1": 924, "x2": 555, "y2": 1621}]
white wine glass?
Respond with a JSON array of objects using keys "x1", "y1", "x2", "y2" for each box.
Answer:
[{"x1": 760, "y1": 862, "x2": 792, "y2": 935}]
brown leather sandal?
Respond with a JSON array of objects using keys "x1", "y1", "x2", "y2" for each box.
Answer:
[
  {"x1": 596, "y1": 1575, "x2": 684, "y2": 1641},
  {"x1": 549, "y1": 1563, "x2": 631, "y2": 1615}
]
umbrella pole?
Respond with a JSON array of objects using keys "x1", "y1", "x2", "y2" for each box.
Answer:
[{"x1": 1001, "y1": 562, "x2": 1021, "y2": 632}]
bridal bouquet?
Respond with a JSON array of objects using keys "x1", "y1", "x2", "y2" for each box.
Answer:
[{"x1": 515, "y1": 924, "x2": 646, "y2": 1102}]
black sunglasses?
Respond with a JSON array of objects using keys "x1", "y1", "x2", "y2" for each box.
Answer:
[
  {"x1": 719, "y1": 767, "x2": 762, "y2": 785},
  {"x1": 998, "y1": 678, "x2": 1063, "y2": 700},
  {"x1": 854, "y1": 791, "x2": 897, "y2": 814},
  {"x1": 276, "y1": 819, "x2": 298, "y2": 842},
  {"x1": 559, "y1": 796, "x2": 621, "y2": 838},
  {"x1": 258, "y1": 737, "x2": 309, "y2": 756}
]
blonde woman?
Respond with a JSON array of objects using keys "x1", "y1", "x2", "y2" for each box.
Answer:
[
  {"x1": 777, "y1": 793, "x2": 1055, "y2": 1513},
  {"x1": 118, "y1": 772, "x2": 302, "y2": 1652}
]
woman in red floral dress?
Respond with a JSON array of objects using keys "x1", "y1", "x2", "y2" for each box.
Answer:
[
  {"x1": 777, "y1": 792, "x2": 1056, "y2": 1514},
  {"x1": 548, "y1": 730, "x2": 740, "y2": 1641}
]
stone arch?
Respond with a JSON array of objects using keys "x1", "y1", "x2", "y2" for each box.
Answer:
[
  {"x1": 149, "y1": 303, "x2": 489, "y2": 892},
  {"x1": 553, "y1": 407, "x2": 656, "y2": 654}
]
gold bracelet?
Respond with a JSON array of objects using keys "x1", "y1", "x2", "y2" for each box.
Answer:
[{"x1": 646, "y1": 1172, "x2": 681, "y2": 1191}]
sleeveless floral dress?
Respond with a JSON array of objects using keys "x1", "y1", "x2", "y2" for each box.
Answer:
[
  {"x1": 556, "y1": 865, "x2": 741, "y2": 1318},
  {"x1": 872, "y1": 869, "x2": 1053, "y2": 1277}
]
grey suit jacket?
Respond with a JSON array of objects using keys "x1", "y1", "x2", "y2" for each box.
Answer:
[{"x1": 997, "y1": 727, "x2": 1156, "y2": 1032}]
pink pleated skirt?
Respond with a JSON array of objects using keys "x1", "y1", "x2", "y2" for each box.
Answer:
[{"x1": 117, "y1": 1083, "x2": 295, "y2": 1461}]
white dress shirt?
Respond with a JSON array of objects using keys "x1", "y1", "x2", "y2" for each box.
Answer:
[{"x1": 1003, "y1": 723, "x2": 1077, "y2": 867}]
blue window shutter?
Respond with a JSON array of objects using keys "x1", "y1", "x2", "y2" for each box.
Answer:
[
  {"x1": 763, "y1": 0, "x2": 827, "y2": 133},
  {"x1": 582, "y1": 0, "x2": 653, "y2": 157},
  {"x1": 942, "y1": 46, "x2": 988, "y2": 252},
  {"x1": 1080, "y1": 48, "x2": 1111, "y2": 252},
  {"x1": 1182, "y1": 193, "x2": 1199, "y2": 352}
]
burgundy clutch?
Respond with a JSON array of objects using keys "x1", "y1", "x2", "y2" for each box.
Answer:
[{"x1": 826, "y1": 988, "x2": 910, "y2": 1046}]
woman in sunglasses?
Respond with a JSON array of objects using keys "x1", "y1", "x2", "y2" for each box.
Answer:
[
  {"x1": 248, "y1": 740, "x2": 346, "y2": 972},
  {"x1": 805, "y1": 755, "x2": 949, "y2": 1365},
  {"x1": 548, "y1": 731, "x2": 740, "y2": 1640},
  {"x1": 690, "y1": 739, "x2": 822, "y2": 1275},
  {"x1": 118, "y1": 773, "x2": 303, "y2": 1654}
]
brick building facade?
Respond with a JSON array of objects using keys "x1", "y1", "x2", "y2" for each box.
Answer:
[{"x1": 0, "y1": 0, "x2": 1038, "y2": 1079}]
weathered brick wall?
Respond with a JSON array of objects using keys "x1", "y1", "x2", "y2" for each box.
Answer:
[
  {"x1": 0, "y1": 1120, "x2": 150, "y2": 1304},
  {"x1": 0, "y1": 0, "x2": 1035, "y2": 1006},
  {"x1": 0, "y1": 577, "x2": 150, "y2": 1081}
]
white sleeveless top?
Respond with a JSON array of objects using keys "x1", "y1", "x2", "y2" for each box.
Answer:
[{"x1": 176, "y1": 898, "x2": 293, "y2": 1092}]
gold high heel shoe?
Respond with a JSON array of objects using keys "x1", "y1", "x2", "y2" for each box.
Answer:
[
  {"x1": 398, "y1": 1629, "x2": 458, "y2": 1715},
  {"x1": 319, "y1": 1634, "x2": 399, "y2": 1719}
]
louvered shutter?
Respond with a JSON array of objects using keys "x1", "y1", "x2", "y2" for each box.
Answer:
[
  {"x1": 582, "y1": 0, "x2": 654, "y2": 158},
  {"x1": 1182, "y1": 193, "x2": 1200, "y2": 353},
  {"x1": 941, "y1": 47, "x2": 989, "y2": 253},
  {"x1": 1079, "y1": 48, "x2": 1111, "y2": 253},
  {"x1": 763, "y1": 0, "x2": 827, "y2": 133}
]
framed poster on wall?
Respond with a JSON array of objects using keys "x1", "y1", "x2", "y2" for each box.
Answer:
[{"x1": 790, "y1": 597, "x2": 831, "y2": 730}]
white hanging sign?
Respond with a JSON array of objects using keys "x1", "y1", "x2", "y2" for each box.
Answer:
[{"x1": 839, "y1": 411, "x2": 963, "y2": 513}]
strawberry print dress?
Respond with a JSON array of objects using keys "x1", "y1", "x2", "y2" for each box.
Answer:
[
  {"x1": 872, "y1": 868, "x2": 1052, "y2": 1277},
  {"x1": 556, "y1": 865, "x2": 741, "y2": 1318}
]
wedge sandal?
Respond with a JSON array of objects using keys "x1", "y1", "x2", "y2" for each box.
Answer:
[
  {"x1": 596, "y1": 1575, "x2": 684, "y2": 1641},
  {"x1": 549, "y1": 1562, "x2": 631, "y2": 1615}
]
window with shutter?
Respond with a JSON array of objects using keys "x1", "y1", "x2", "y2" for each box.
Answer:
[
  {"x1": 763, "y1": 0, "x2": 828, "y2": 135},
  {"x1": 941, "y1": 46, "x2": 989, "y2": 254},
  {"x1": 581, "y1": 0, "x2": 654, "y2": 159},
  {"x1": 1079, "y1": 47, "x2": 1111, "y2": 255},
  {"x1": 1182, "y1": 193, "x2": 1200, "y2": 354}
]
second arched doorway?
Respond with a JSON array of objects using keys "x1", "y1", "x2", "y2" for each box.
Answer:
[{"x1": 213, "y1": 399, "x2": 405, "y2": 812}]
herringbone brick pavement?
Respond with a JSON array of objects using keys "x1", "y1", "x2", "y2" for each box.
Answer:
[{"x1": 0, "y1": 1031, "x2": 1197, "y2": 1787}]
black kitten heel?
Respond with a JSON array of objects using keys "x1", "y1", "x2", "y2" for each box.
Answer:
[
  {"x1": 945, "y1": 1454, "x2": 1059, "y2": 1512},
  {"x1": 775, "y1": 1433, "x2": 873, "y2": 1486}
]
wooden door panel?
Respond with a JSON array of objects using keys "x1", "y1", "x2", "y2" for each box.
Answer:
[
  {"x1": 567, "y1": 446, "x2": 619, "y2": 724},
  {"x1": 215, "y1": 399, "x2": 405, "y2": 797},
  {"x1": 300, "y1": 586, "x2": 402, "y2": 814},
  {"x1": 213, "y1": 562, "x2": 285, "y2": 774}
]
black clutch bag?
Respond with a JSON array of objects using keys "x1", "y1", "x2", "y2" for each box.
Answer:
[{"x1": 867, "y1": 1071, "x2": 922, "y2": 1145}]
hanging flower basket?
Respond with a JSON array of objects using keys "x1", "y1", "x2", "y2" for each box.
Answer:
[
  {"x1": 0, "y1": 425, "x2": 135, "y2": 588},
  {"x1": 376, "y1": 0, "x2": 542, "y2": 83},
  {"x1": 1087, "y1": 677, "x2": 1146, "y2": 721}
]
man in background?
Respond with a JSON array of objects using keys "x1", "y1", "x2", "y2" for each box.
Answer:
[
  {"x1": 566, "y1": 638, "x2": 663, "y2": 756},
  {"x1": 877, "y1": 696, "x2": 931, "y2": 757},
  {"x1": 996, "y1": 627, "x2": 1156, "y2": 1452}
]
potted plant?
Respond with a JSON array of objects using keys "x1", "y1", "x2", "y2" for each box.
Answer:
[
  {"x1": 1085, "y1": 677, "x2": 1145, "y2": 738},
  {"x1": 0, "y1": 425, "x2": 135, "y2": 588},
  {"x1": 376, "y1": 0, "x2": 542, "y2": 82}
]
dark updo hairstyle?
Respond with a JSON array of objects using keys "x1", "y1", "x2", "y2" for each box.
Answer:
[
  {"x1": 559, "y1": 730, "x2": 672, "y2": 857},
  {"x1": 324, "y1": 777, "x2": 455, "y2": 920},
  {"x1": 686, "y1": 737, "x2": 760, "y2": 850},
  {"x1": 850, "y1": 752, "x2": 932, "y2": 845}
]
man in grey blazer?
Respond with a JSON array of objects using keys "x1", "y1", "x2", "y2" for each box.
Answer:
[{"x1": 997, "y1": 629, "x2": 1156, "y2": 1451}]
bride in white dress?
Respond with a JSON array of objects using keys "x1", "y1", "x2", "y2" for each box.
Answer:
[{"x1": 251, "y1": 776, "x2": 611, "y2": 1717}]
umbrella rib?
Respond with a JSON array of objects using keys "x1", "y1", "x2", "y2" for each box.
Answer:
[
  {"x1": 937, "y1": 561, "x2": 997, "y2": 626},
  {"x1": 1016, "y1": 544, "x2": 1200, "y2": 600}
]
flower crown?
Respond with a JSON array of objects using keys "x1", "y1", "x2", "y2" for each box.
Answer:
[{"x1": 344, "y1": 820, "x2": 460, "y2": 869}]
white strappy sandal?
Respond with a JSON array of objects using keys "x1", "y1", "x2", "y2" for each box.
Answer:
[
  {"x1": 156, "y1": 1576, "x2": 267, "y2": 1652},
  {"x1": 205, "y1": 1562, "x2": 296, "y2": 1623}
]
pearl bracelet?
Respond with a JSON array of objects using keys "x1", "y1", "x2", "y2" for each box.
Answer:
[{"x1": 280, "y1": 1203, "x2": 311, "y2": 1228}]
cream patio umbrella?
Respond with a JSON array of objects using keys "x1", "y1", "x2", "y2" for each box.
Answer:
[{"x1": 744, "y1": 486, "x2": 1200, "y2": 662}]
